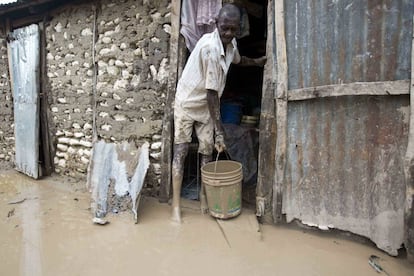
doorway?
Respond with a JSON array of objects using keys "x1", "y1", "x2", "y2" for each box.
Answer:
[{"x1": 181, "y1": 0, "x2": 268, "y2": 209}]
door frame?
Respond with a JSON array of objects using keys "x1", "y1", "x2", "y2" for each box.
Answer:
[{"x1": 160, "y1": 0, "x2": 276, "y2": 208}]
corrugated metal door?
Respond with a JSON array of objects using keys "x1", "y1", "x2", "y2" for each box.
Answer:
[{"x1": 9, "y1": 24, "x2": 40, "y2": 179}]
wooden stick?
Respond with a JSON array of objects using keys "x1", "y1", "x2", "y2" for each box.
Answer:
[
  {"x1": 272, "y1": 0, "x2": 288, "y2": 223},
  {"x1": 160, "y1": 0, "x2": 181, "y2": 202}
]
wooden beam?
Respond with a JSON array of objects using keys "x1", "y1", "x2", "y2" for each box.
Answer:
[
  {"x1": 159, "y1": 0, "x2": 181, "y2": 203},
  {"x1": 272, "y1": 0, "x2": 288, "y2": 223},
  {"x1": 288, "y1": 80, "x2": 410, "y2": 101},
  {"x1": 403, "y1": 15, "x2": 414, "y2": 263},
  {"x1": 256, "y1": 0, "x2": 276, "y2": 223},
  {"x1": 9, "y1": 14, "x2": 45, "y2": 29}
]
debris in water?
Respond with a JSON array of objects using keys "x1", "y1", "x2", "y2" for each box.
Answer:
[
  {"x1": 368, "y1": 255, "x2": 390, "y2": 275},
  {"x1": 215, "y1": 219, "x2": 231, "y2": 248},
  {"x1": 8, "y1": 198, "x2": 26, "y2": 204},
  {"x1": 8, "y1": 196, "x2": 38, "y2": 205},
  {"x1": 92, "y1": 217, "x2": 110, "y2": 225},
  {"x1": 7, "y1": 208, "x2": 15, "y2": 218}
]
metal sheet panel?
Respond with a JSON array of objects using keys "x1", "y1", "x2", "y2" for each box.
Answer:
[
  {"x1": 285, "y1": 0, "x2": 414, "y2": 89},
  {"x1": 87, "y1": 141, "x2": 150, "y2": 223},
  {"x1": 284, "y1": 95, "x2": 409, "y2": 255},
  {"x1": 10, "y1": 24, "x2": 40, "y2": 179}
]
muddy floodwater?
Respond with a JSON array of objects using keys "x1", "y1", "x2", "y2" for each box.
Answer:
[{"x1": 0, "y1": 170, "x2": 413, "y2": 276}]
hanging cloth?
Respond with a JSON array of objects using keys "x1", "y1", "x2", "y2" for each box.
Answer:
[
  {"x1": 196, "y1": 0, "x2": 222, "y2": 26},
  {"x1": 180, "y1": 0, "x2": 222, "y2": 51}
]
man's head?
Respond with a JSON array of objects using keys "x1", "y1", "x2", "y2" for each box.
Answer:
[{"x1": 217, "y1": 4, "x2": 241, "y2": 46}]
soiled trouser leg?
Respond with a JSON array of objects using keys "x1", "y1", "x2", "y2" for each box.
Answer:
[
  {"x1": 171, "y1": 143, "x2": 189, "y2": 223},
  {"x1": 200, "y1": 154, "x2": 212, "y2": 213}
]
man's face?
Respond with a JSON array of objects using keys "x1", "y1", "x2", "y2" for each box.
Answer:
[{"x1": 217, "y1": 15, "x2": 240, "y2": 46}]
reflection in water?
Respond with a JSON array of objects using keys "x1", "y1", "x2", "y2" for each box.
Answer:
[
  {"x1": 0, "y1": 170, "x2": 413, "y2": 276},
  {"x1": 20, "y1": 182, "x2": 42, "y2": 276}
]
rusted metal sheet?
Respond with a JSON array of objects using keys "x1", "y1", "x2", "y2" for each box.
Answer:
[
  {"x1": 9, "y1": 24, "x2": 40, "y2": 179},
  {"x1": 285, "y1": 0, "x2": 414, "y2": 90},
  {"x1": 284, "y1": 95, "x2": 409, "y2": 255}
]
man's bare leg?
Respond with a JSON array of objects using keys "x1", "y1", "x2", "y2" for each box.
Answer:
[
  {"x1": 200, "y1": 154, "x2": 212, "y2": 213},
  {"x1": 171, "y1": 143, "x2": 189, "y2": 223}
]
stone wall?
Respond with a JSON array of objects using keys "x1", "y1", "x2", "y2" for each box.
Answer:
[
  {"x1": 0, "y1": 30, "x2": 14, "y2": 169},
  {"x1": 46, "y1": 2, "x2": 96, "y2": 178},
  {"x1": 47, "y1": 0, "x2": 170, "y2": 190},
  {"x1": 0, "y1": 0, "x2": 171, "y2": 193}
]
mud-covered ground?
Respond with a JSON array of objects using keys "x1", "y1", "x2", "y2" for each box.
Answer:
[{"x1": 1, "y1": 170, "x2": 413, "y2": 276}]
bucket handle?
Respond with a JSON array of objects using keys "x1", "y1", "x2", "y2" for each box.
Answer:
[
  {"x1": 213, "y1": 150, "x2": 231, "y2": 176},
  {"x1": 215, "y1": 150, "x2": 230, "y2": 161}
]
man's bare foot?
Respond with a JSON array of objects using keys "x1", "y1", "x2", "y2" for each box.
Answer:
[
  {"x1": 200, "y1": 195, "x2": 209, "y2": 214},
  {"x1": 171, "y1": 206, "x2": 182, "y2": 223}
]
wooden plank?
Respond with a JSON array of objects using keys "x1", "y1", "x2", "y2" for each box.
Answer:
[
  {"x1": 288, "y1": 80, "x2": 410, "y2": 101},
  {"x1": 159, "y1": 0, "x2": 181, "y2": 203},
  {"x1": 256, "y1": 0, "x2": 276, "y2": 223},
  {"x1": 5, "y1": 19, "x2": 14, "y2": 98},
  {"x1": 39, "y1": 18, "x2": 53, "y2": 176},
  {"x1": 272, "y1": 0, "x2": 288, "y2": 223},
  {"x1": 403, "y1": 15, "x2": 414, "y2": 263},
  {"x1": 91, "y1": 4, "x2": 98, "y2": 141}
]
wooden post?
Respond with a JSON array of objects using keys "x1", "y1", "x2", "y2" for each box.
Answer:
[
  {"x1": 272, "y1": 0, "x2": 288, "y2": 223},
  {"x1": 39, "y1": 18, "x2": 54, "y2": 176},
  {"x1": 5, "y1": 19, "x2": 14, "y2": 98},
  {"x1": 256, "y1": 0, "x2": 277, "y2": 223},
  {"x1": 403, "y1": 15, "x2": 414, "y2": 263},
  {"x1": 92, "y1": 4, "x2": 98, "y2": 142},
  {"x1": 159, "y1": 0, "x2": 181, "y2": 203}
]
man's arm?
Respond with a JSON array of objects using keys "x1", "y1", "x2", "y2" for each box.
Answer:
[
  {"x1": 238, "y1": 56, "x2": 267, "y2": 67},
  {"x1": 207, "y1": 89, "x2": 225, "y2": 152},
  {"x1": 207, "y1": 89, "x2": 224, "y2": 135}
]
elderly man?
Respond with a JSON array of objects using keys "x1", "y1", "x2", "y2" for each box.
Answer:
[{"x1": 172, "y1": 4, "x2": 266, "y2": 223}]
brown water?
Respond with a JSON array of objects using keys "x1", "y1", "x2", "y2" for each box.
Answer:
[{"x1": 1, "y1": 170, "x2": 413, "y2": 276}]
